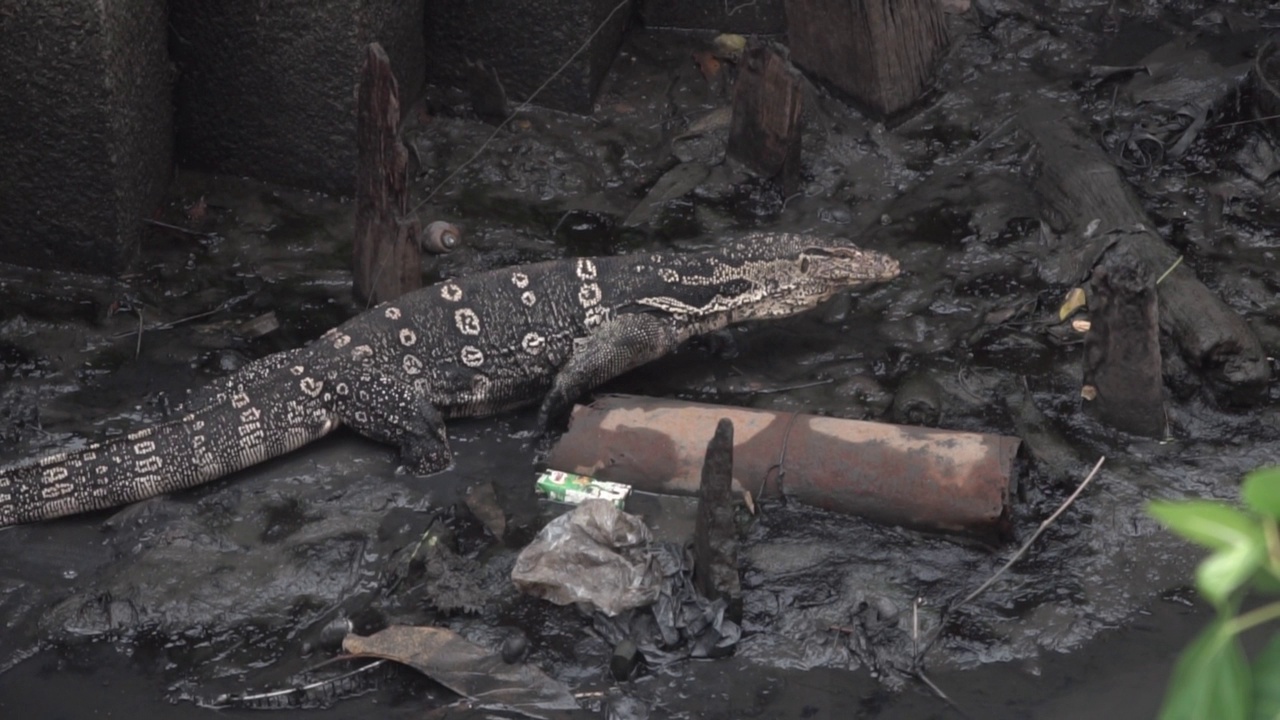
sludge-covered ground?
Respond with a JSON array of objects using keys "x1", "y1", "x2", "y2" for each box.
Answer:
[{"x1": 4, "y1": 2, "x2": 1280, "y2": 717}]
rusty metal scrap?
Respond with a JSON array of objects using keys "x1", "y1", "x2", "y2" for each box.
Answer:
[{"x1": 546, "y1": 394, "x2": 1021, "y2": 538}]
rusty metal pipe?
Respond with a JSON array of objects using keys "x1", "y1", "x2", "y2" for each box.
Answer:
[{"x1": 545, "y1": 394, "x2": 1021, "y2": 537}]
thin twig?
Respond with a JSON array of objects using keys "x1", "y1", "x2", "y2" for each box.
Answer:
[
  {"x1": 951, "y1": 116, "x2": 1016, "y2": 165},
  {"x1": 201, "y1": 659, "x2": 386, "y2": 709},
  {"x1": 909, "y1": 457, "x2": 1106, "y2": 706},
  {"x1": 759, "y1": 411, "x2": 802, "y2": 500},
  {"x1": 912, "y1": 596, "x2": 921, "y2": 658},
  {"x1": 143, "y1": 218, "x2": 212, "y2": 237},
  {"x1": 111, "y1": 305, "x2": 228, "y2": 339},
  {"x1": 135, "y1": 309, "x2": 143, "y2": 359},
  {"x1": 1155, "y1": 255, "x2": 1183, "y2": 285},
  {"x1": 724, "y1": 0, "x2": 760, "y2": 16},
  {"x1": 955, "y1": 456, "x2": 1106, "y2": 609},
  {"x1": 1210, "y1": 112, "x2": 1280, "y2": 130},
  {"x1": 750, "y1": 378, "x2": 834, "y2": 395},
  {"x1": 915, "y1": 669, "x2": 958, "y2": 710}
]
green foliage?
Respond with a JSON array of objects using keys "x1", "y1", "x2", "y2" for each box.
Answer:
[{"x1": 1149, "y1": 467, "x2": 1280, "y2": 720}]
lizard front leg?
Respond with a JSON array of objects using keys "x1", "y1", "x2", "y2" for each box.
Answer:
[{"x1": 536, "y1": 312, "x2": 683, "y2": 430}]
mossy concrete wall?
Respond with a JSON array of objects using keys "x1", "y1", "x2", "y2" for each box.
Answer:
[
  {"x1": 170, "y1": 1, "x2": 426, "y2": 195},
  {"x1": 425, "y1": 0, "x2": 632, "y2": 114},
  {"x1": 0, "y1": 0, "x2": 172, "y2": 275}
]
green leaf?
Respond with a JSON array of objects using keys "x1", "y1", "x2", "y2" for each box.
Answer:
[
  {"x1": 1254, "y1": 570, "x2": 1280, "y2": 596},
  {"x1": 1252, "y1": 633, "x2": 1280, "y2": 720},
  {"x1": 1244, "y1": 469, "x2": 1280, "y2": 519},
  {"x1": 1198, "y1": 542, "x2": 1266, "y2": 606},
  {"x1": 1160, "y1": 620, "x2": 1252, "y2": 720},
  {"x1": 1149, "y1": 501, "x2": 1267, "y2": 605},
  {"x1": 1149, "y1": 501, "x2": 1261, "y2": 552}
]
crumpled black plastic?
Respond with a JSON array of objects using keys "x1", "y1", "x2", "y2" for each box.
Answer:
[{"x1": 590, "y1": 539, "x2": 741, "y2": 667}]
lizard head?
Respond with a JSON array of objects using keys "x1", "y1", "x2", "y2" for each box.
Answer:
[
  {"x1": 635, "y1": 236, "x2": 900, "y2": 325},
  {"x1": 722, "y1": 241, "x2": 901, "y2": 322}
]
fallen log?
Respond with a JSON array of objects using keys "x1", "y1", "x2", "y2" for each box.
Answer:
[
  {"x1": 1022, "y1": 103, "x2": 1271, "y2": 403},
  {"x1": 545, "y1": 395, "x2": 1020, "y2": 539}
]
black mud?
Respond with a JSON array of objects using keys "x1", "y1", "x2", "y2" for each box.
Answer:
[{"x1": 4, "y1": 3, "x2": 1280, "y2": 718}]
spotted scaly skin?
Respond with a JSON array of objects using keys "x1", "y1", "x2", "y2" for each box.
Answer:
[{"x1": 0, "y1": 233, "x2": 900, "y2": 526}]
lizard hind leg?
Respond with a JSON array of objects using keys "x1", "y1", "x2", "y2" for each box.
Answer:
[{"x1": 331, "y1": 369, "x2": 452, "y2": 475}]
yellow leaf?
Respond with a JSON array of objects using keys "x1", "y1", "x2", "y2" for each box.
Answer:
[{"x1": 1058, "y1": 287, "x2": 1087, "y2": 321}]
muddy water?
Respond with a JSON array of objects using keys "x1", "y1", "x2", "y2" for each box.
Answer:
[{"x1": 3, "y1": 5, "x2": 1280, "y2": 718}]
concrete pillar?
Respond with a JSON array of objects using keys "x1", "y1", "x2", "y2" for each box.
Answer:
[
  {"x1": 0, "y1": 0, "x2": 172, "y2": 275},
  {"x1": 170, "y1": 1, "x2": 426, "y2": 195},
  {"x1": 425, "y1": 0, "x2": 632, "y2": 115}
]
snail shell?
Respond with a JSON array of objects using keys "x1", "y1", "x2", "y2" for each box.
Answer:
[{"x1": 422, "y1": 221, "x2": 461, "y2": 254}]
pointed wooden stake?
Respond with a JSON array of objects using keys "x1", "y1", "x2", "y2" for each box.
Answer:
[
  {"x1": 727, "y1": 45, "x2": 804, "y2": 195},
  {"x1": 354, "y1": 42, "x2": 421, "y2": 305}
]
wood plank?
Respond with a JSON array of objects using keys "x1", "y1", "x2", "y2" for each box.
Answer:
[
  {"x1": 727, "y1": 45, "x2": 804, "y2": 195},
  {"x1": 785, "y1": 0, "x2": 948, "y2": 117}
]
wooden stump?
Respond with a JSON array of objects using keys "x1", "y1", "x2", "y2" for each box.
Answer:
[
  {"x1": 727, "y1": 45, "x2": 804, "y2": 195},
  {"x1": 354, "y1": 43, "x2": 421, "y2": 306},
  {"x1": 1082, "y1": 241, "x2": 1167, "y2": 437},
  {"x1": 785, "y1": 0, "x2": 948, "y2": 117}
]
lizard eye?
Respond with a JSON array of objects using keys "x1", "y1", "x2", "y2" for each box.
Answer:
[{"x1": 800, "y1": 257, "x2": 810, "y2": 273}]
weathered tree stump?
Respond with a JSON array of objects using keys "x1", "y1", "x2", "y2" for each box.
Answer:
[
  {"x1": 1022, "y1": 103, "x2": 1271, "y2": 403},
  {"x1": 694, "y1": 418, "x2": 742, "y2": 623},
  {"x1": 784, "y1": 0, "x2": 948, "y2": 117},
  {"x1": 1082, "y1": 242, "x2": 1167, "y2": 437},
  {"x1": 727, "y1": 45, "x2": 804, "y2": 195},
  {"x1": 354, "y1": 43, "x2": 421, "y2": 306}
]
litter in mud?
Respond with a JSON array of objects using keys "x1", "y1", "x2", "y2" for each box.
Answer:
[
  {"x1": 534, "y1": 469, "x2": 632, "y2": 509},
  {"x1": 511, "y1": 499, "x2": 662, "y2": 616},
  {"x1": 342, "y1": 625, "x2": 581, "y2": 718},
  {"x1": 5, "y1": 2, "x2": 1280, "y2": 719}
]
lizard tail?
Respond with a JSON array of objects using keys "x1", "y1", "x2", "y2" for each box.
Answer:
[{"x1": 0, "y1": 371, "x2": 340, "y2": 527}]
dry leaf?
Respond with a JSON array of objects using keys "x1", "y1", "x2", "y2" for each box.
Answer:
[
  {"x1": 186, "y1": 195, "x2": 207, "y2": 222},
  {"x1": 714, "y1": 33, "x2": 747, "y2": 60},
  {"x1": 674, "y1": 107, "x2": 732, "y2": 142},
  {"x1": 692, "y1": 50, "x2": 721, "y2": 82},
  {"x1": 1058, "y1": 287, "x2": 1087, "y2": 321},
  {"x1": 344, "y1": 626, "x2": 579, "y2": 716}
]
